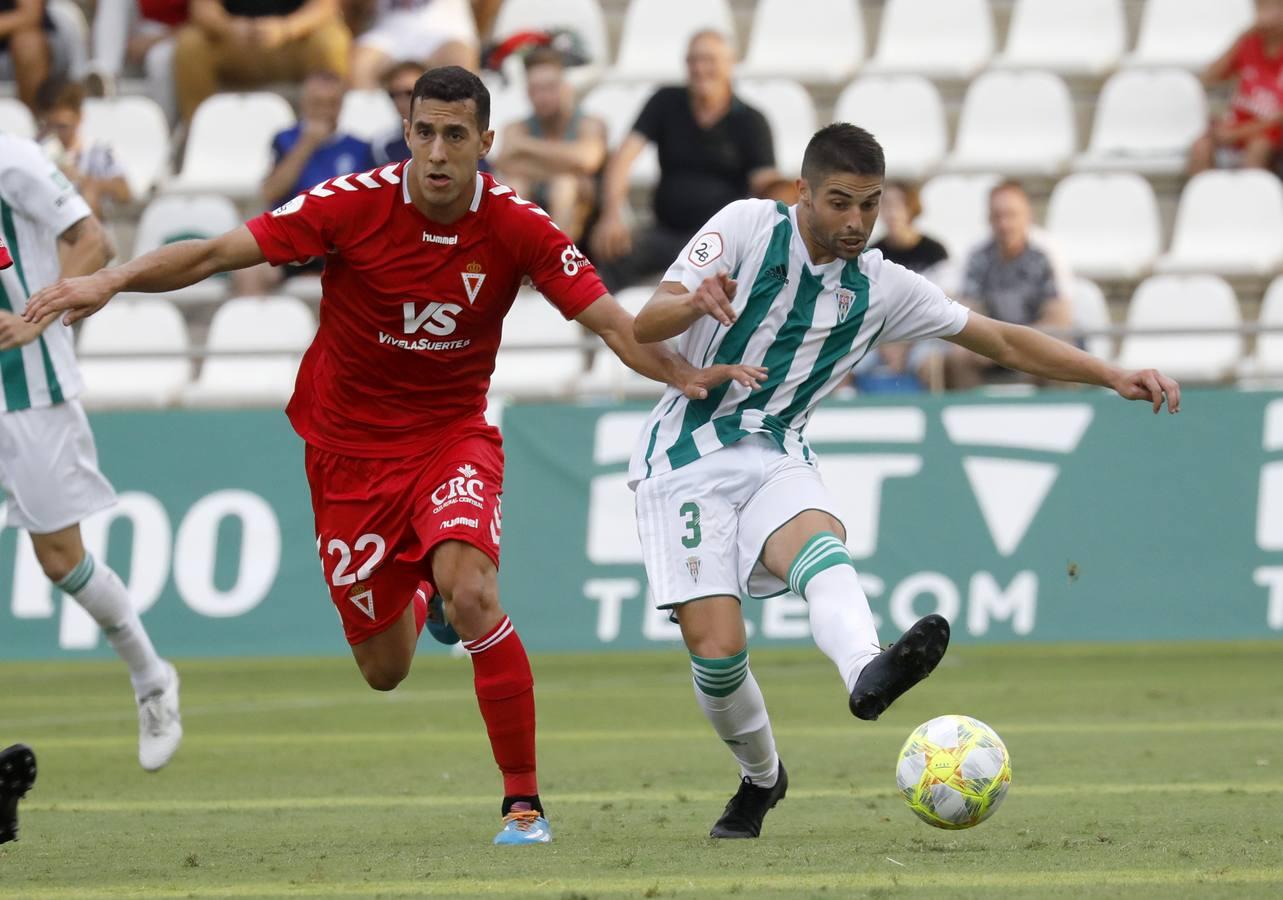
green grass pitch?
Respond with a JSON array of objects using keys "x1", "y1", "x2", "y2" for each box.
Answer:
[{"x1": 2, "y1": 642, "x2": 1281, "y2": 898}]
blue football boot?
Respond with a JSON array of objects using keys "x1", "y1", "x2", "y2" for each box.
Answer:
[
  {"x1": 419, "y1": 586, "x2": 459, "y2": 645},
  {"x1": 493, "y1": 802, "x2": 552, "y2": 845}
]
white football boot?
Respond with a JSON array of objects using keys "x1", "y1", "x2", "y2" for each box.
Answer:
[{"x1": 137, "y1": 662, "x2": 183, "y2": 771}]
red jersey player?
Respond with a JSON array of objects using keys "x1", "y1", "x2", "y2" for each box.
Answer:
[{"x1": 25, "y1": 67, "x2": 765, "y2": 845}]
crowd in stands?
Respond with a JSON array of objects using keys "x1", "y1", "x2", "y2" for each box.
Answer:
[{"x1": 4, "y1": 0, "x2": 1283, "y2": 401}]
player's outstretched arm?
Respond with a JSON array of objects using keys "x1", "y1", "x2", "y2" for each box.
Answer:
[
  {"x1": 23, "y1": 225, "x2": 267, "y2": 326},
  {"x1": 946, "y1": 312, "x2": 1181, "y2": 414},
  {"x1": 634, "y1": 276, "x2": 738, "y2": 343},
  {"x1": 578, "y1": 293, "x2": 765, "y2": 399}
]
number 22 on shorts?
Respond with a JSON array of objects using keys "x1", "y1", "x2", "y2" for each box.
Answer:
[{"x1": 322, "y1": 533, "x2": 387, "y2": 586}]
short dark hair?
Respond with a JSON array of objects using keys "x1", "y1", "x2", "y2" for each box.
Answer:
[
  {"x1": 382, "y1": 60, "x2": 425, "y2": 88},
  {"x1": 34, "y1": 77, "x2": 84, "y2": 115},
  {"x1": 800, "y1": 123, "x2": 885, "y2": 187},
  {"x1": 411, "y1": 65, "x2": 490, "y2": 131},
  {"x1": 523, "y1": 47, "x2": 565, "y2": 72}
]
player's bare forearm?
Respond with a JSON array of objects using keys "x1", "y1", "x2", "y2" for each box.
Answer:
[
  {"x1": 57, "y1": 216, "x2": 114, "y2": 279},
  {"x1": 634, "y1": 287, "x2": 704, "y2": 343}
]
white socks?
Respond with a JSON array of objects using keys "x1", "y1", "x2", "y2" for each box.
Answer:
[
  {"x1": 788, "y1": 532, "x2": 881, "y2": 693},
  {"x1": 58, "y1": 554, "x2": 169, "y2": 699},
  {"x1": 690, "y1": 651, "x2": 779, "y2": 787}
]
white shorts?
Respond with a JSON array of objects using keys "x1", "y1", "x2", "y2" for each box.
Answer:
[
  {"x1": 634, "y1": 434, "x2": 844, "y2": 610},
  {"x1": 357, "y1": 0, "x2": 478, "y2": 62},
  {"x1": 0, "y1": 400, "x2": 116, "y2": 534}
]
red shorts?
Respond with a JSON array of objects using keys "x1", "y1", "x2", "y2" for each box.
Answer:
[{"x1": 304, "y1": 424, "x2": 504, "y2": 645}]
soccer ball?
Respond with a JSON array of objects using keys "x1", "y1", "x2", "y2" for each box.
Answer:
[{"x1": 896, "y1": 714, "x2": 1011, "y2": 829}]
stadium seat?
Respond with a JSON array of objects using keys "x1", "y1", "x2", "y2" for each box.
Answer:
[
  {"x1": 734, "y1": 79, "x2": 816, "y2": 176},
  {"x1": 1243, "y1": 277, "x2": 1283, "y2": 378},
  {"x1": 831, "y1": 76, "x2": 947, "y2": 179},
  {"x1": 1124, "y1": 0, "x2": 1254, "y2": 69},
  {"x1": 0, "y1": 97, "x2": 35, "y2": 139},
  {"x1": 489, "y1": 289, "x2": 587, "y2": 397},
  {"x1": 914, "y1": 173, "x2": 1001, "y2": 261},
  {"x1": 580, "y1": 82, "x2": 659, "y2": 187},
  {"x1": 1045, "y1": 173, "x2": 1161, "y2": 280},
  {"x1": 78, "y1": 298, "x2": 191, "y2": 408},
  {"x1": 1116, "y1": 275, "x2": 1243, "y2": 382},
  {"x1": 1070, "y1": 276, "x2": 1114, "y2": 362},
  {"x1": 992, "y1": 0, "x2": 1126, "y2": 75},
  {"x1": 742, "y1": 0, "x2": 864, "y2": 84},
  {"x1": 612, "y1": 0, "x2": 735, "y2": 82},
  {"x1": 1073, "y1": 69, "x2": 1207, "y2": 175},
  {"x1": 132, "y1": 194, "x2": 240, "y2": 303},
  {"x1": 1155, "y1": 170, "x2": 1283, "y2": 277},
  {"x1": 183, "y1": 296, "x2": 315, "y2": 407},
  {"x1": 81, "y1": 96, "x2": 170, "y2": 197},
  {"x1": 865, "y1": 0, "x2": 994, "y2": 79},
  {"x1": 946, "y1": 71, "x2": 1076, "y2": 176},
  {"x1": 165, "y1": 92, "x2": 295, "y2": 197},
  {"x1": 493, "y1": 0, "x2": 611, "y2": 83},
  {"x1": 338, "y1": 89, "x2": 399, "y2": 142},
  {"x1": 484, "y1": 69, "x2": 534, "y2": 160}
]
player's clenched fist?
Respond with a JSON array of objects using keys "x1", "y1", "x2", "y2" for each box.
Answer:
[{"x1": 689, "y1": 273, "x2": 738, "y2": 327}]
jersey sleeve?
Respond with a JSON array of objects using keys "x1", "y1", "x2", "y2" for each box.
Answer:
[
  {"x1": 0, "y1": 140, "x2": 92, "y2": 238},
  {"x1": 661, "y1": 199, "x2": 759, "y2": 292},
  {"x1": 245, "y1": 188, "x2": 337, "y2": 266},
  {"x1": 519, "y1": 210, "x2": 607, "y2": 319},
  {"x1": 876, "y1": 256, "x2": 970, "y2": 344}
]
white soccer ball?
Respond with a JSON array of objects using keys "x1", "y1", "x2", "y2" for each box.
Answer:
[{"x1": 896, "y1": 714, "x2": 1011, "y2": 829}]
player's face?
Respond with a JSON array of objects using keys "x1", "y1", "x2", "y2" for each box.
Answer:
[
  {"x1": 406, "y1": 98, "x2": 494, "y2": 208},
  {"x1": 798, "y1": 173, "x2": 882, "y2": 262}
]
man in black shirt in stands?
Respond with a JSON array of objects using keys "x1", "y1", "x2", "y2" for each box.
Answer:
[{"x1": 589, "y1": 30, "x2": 789, "y2": 292}]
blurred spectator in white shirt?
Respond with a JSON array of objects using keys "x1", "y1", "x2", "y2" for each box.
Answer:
[{"x1": 34, "y1": 77, "x2": 132, "y2": 219}]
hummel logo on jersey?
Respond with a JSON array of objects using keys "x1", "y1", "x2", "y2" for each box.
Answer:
[
  {"x1": 763, "y1": 263, "x2": 789, "y2": 285},
  {"x1": 423, "y1": 233, "x2": 458, "y2": 245}
]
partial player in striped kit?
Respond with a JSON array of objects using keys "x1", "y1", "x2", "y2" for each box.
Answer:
[
  {"x1": 0, "y1": 134, "x2": 182, "y2": 772},
  {"x1": 629, "y1": 124, "x2": 1182, "y2": 839}
]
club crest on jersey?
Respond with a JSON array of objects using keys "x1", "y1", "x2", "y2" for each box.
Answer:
[
  {"x1": 686, "y1": 556, "x2": 701, "y2": 583},
  {"x1": 349, "y1": 582, "x2": 375, "y2": 621},
  {"x1": 461, "y1": 262, "x2": 485, "y2": 304},
  {"x1": 835, "y1": 288, "x2": 855, "y2": 323}
]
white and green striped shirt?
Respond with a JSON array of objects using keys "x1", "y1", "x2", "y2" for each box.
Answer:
[
  {"x1": 628, "y1": 199, "x2": 969, "y2": 486},
  {"x1": 0, "y1": 133, "x2": 89, "y2": 412}
]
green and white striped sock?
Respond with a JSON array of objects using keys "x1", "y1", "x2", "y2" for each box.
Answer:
[
  {"x1": 690, "y1": 650, "x2": 779, "y2": 787},
  {"x1": 788, "y1": 532, "x2": 881, "y2": 692}
]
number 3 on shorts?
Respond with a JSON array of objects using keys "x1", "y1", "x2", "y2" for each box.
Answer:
[{"x1": 679, "y1": 501, "x2": 701, "y2": 549}]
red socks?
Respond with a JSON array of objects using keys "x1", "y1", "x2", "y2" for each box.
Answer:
[
  {"x1": 412, "y1": 584, "x2": 429, "y2": 636},
  {"x1": 464, "y1": 616, "x2": 538, "y2": 797}
]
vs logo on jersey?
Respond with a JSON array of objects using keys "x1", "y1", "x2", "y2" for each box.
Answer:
[{"x1": 403, "y1": 301, "x2": 463, "y2": 336}]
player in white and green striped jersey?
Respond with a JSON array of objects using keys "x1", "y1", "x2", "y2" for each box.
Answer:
[
  {"x1": 0, "y1": 133, "x2": 182, "y2": 771},
  {"x1": 629, "y1": 124, "x2": 1182, "y2": 839}
]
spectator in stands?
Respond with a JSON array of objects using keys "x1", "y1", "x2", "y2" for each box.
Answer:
[
  {"x1": 34, "y1": 77, "x2": 132, "y2": 219},
  {"x1": 85, "y1": 1, "x2": 189, "y2": 121},
  {"x1": 371, "y1": 59, "x2": 420, "y2": 165},
  {"x1": 174, "y1": 0, "x2": 351, "y2": 126},
  {"x1": 930, "y1": 181, "x2": 1073, "y2": 390},
  {"x1": 1189, "y1": 0, "x2": 1283, "y2": 174},
  {"x1": 589, "y1": 30, "x2": 788, "y2": 292},
  {"x1": 495, "y1": 48, "x2": 606, "y2": 243},
  {"x1": 856, "y1": 182, "x2": 950, "y2": 393},
  {"x1": 346, "y1": 0, "x2": 489, "y2": 87},
  {"x1": 0, "y1": 0, "x2": 52, "y2": 110}
]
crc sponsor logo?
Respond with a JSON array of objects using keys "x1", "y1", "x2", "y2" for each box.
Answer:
[{"x1": 432, "y1": 464, "x2": 486, "y2": 514}]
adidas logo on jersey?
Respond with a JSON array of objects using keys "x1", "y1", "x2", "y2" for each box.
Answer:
[{"x1": 763, "y1": 263, "x2": 788, "y2": 285}]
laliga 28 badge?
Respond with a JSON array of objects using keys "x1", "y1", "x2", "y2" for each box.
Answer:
[{"x1": 0, "y1": 236, "x2": 12, "y2": 270}]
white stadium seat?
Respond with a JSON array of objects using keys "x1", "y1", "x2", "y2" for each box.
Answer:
[
  {"x1": 78, "y1": 299, "x2": 191, "y2": 408},
  {"x1": 832, "y1": 76, "x2": 947, "y2": 179},
  {"x1": 183, "y1": 296, "x2": 316, "y2": 407},
  {"x1": 338, "y1": 89, "x2": 399, "y2": 142},
  {"x1": 493, "y1": 0, "x2": 611, "y2": 81},
  {"x1": 133, "y1": 194, "x2": 240, "y2": 303},
  {"x1": 742, "y1": 0, "x2": 864, "y2": 84},
  {"x1": 734, "y1": 79, "x2": 816, "y2": 176},
  {"x1": 1125, "y1": 0, "x2": 1254, "y2": 69},
  {"x1": 914, "y1": 173, "x2": 1001, "y2": 261},
  {"x1": 1244, "y1": 277, "x2": 1283, "y2": 378},
  {"x1": 946, "y1": 71, "x2": 1076, "y2": 175},
  {"x1": 612, "y1": 0, "x2": 735, "y2": 82},
  {"x1": 992, "y1": 0, "x2": 1126, "y2": 76},
  {"x1": 489, "y1": 289, "x2": 586, "y2": 397},
  {"x1": 1070, "y1": 276, "x2": 1114, "y2": 362},
  {"x1": 1046, "y1": 173, "x2": 1161, "y2": 280},
  {"x1": 1073, "y1": 69, "x2": 1207, "y2": 175},
  {"x1": 0, "y1": 98, "x2": 35, "y2": 139},
  {"x1": 1116, "y1": 275, "x2": 1243, "y2": 382},
  {"x1": 166, "y1": 92, "x2": 295, "y2": 197},
  {"x1": 580, "y1": 82, "x2": 659, "y2": 187},
  {"x1": 80, "y1": 96, "x2": 170, "y2": 197},
  {"x1": 866, "y1": 0, "x2": 994, "y2": 79},
  {"x1": 1155, "y1": 170, "x2": 1283, "y2": 277}
]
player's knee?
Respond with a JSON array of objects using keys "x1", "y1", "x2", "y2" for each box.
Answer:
[
  {"x1": 685, "y1": 634, "x2": 746, "y2": 660},
  {"x1": 441, "y1": 569, "x2": 498, "y2": 621},
  {"x1": 359, "y1": 658, "x2": 410, "y2": 692},
  {"x1": 32, "y1": 543, "x2": 81, "y2": 584}
]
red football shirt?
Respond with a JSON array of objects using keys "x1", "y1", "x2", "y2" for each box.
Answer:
[
  {"x1": 247, "y1": 165, "x2": 607, "y2": 458},
  {"x1": 1228, "y1": 31, "x2": 1283, "y2": 126}
]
